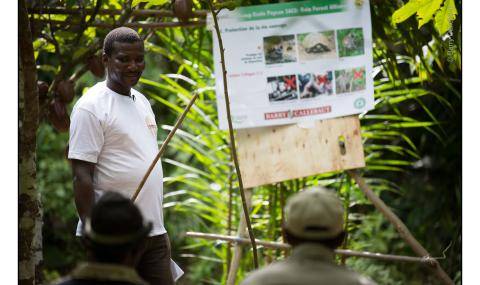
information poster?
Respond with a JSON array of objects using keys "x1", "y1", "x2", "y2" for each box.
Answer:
[{"x1": 208, "y1": 0, "x2": 374, "y2": 130}]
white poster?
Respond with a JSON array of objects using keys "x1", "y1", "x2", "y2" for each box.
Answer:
[{"x1": 208, "y1": 0, "x2": 374, "y2": 130}]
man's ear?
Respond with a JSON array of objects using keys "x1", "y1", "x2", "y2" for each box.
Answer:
[{"x1": 102, "y1": 52, "x2": 109, "y2": 66}]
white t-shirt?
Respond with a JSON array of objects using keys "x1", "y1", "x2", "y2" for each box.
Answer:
[{"x1": 68, "y1": 81, "x2": 166, "y2": 236}]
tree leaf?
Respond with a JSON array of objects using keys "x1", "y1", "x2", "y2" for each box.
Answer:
[
  {"x1": 132, "y1": 0, "x2": 149, "y2": 7},
  {"x1": 72, "y1": 47, "x2": 89, "y2": 61},
  {"x1": 145, "y1": 0, "x2": 169, "y2": 8},
  {"x1": 392, "y1": 0, "x2": 445, "y2": 28},
  {"x1": 392, "y1": 0, "x2": 424, "y2": 24},
  {"x1": 213, "y1": 1, "x2": 237, "y2": 11},
  {"x1": 417, "y1": 0, "x2": 443, "y2": 28},
  {"x1": 434, "y1": 0, "x2": 458, "y2": 35}
]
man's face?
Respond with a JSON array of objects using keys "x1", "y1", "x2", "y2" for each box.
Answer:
[{"x1": 103, "y1": 41, "x2": 145, "y2": 92}]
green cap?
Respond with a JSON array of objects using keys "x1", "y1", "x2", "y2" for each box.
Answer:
[{"x1": 284, "y1": 186, "x2": 344, "y2": 240}]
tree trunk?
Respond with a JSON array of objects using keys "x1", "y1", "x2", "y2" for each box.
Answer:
[{"x1": 19, "y1": 0, "x2": 43, "y2": 284}]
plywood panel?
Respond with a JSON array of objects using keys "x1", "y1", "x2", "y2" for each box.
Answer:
[{"x1": 237, "y1": 116, "x2": 365, "y2": 188}]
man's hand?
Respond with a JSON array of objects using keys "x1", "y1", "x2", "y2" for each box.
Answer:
[{"x1": 71, "y1": 159, "x2": 96, "y2": 223}]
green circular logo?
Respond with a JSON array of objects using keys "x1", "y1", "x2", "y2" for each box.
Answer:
[{"x1": 354, "y1": 98, "x2": 366, "y2": 109}]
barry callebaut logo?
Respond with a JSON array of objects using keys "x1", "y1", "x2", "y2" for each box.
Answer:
[
  {"x1": 264, "y1": 106, "x2": 332, "y2": 120},
  {"x1": 354, "y1": 97, "x2": 366, "y2": 109}
]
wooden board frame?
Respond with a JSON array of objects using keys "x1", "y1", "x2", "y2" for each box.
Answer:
[{"x1": 237, "y1": 115, "x2": 365, "y2": 188}]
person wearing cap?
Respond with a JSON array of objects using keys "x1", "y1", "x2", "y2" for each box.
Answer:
[
  {"x1": 53, "y1": 192, "x2": 152, "y2": 285},
  {"x1": 241, "y1": 186, "x2": 377, "y2": 285}
]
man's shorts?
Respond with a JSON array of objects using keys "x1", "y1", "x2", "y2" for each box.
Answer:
[{"x1": 134, "y1": 233, "x2": 174, "y2": 285}]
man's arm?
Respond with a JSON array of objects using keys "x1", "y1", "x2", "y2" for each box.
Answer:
[{"x1": 71, "y1": 159, "x2": 96, "y2": 223}]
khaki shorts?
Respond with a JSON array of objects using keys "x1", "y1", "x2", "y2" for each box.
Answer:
[{"x1": 134, "y1": 233, "x2": 174, "y2": 285}]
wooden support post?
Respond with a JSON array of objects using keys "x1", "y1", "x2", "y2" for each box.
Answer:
[
  {"x1": 347, "y1": 170, "x2": 454, "y2": 285},
  {"x1": 226, "y1": 188, "x2": 252, "y2": 285}
]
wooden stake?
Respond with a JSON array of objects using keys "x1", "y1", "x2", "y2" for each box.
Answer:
[
  {"x1": 346, "y1": 170, "x2": 454, "y2": 285},
  {"x1": 131, "y1": 92, "x2": 199, "y2": 202}
]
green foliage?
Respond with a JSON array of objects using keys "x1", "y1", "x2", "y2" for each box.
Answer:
[
  {"x1": 416, "y1": 0, "x2": 443, "y2": 28},
  {"x1": 37, "y1": 123, "x2": 85, "y2": 282},
  {"x1": 392, "y1": 0, "x2": 458, "y2": 35},
  {"x1": 346, "y1": 213, "x2": 411, "y2": 284},
  {"x1": 391, "y1": 0, "x2": 443, "y2": 28},
  {"x1": 417, "y1": 0, "x2": 443, "y2": 28},
  {"x1": 434, "y1": 0, "x2": 458, "y2": 35},
  {"x1": 32, "y1": 0, "x2": 461, "y2": 284},
  {"x1": 213, "y1": 1, "x2": 238, "y2": 11},
  {"x1": 132, "y1": 0, "x2": 169, "y2": 8}
]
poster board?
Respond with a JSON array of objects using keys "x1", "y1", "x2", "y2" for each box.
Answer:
[
  {"x1": 209, "y1": 0, "x2": 374, "y2": 130},
  {"x1": 237, "y1": 115, "x2": 365, "y2": 188}
]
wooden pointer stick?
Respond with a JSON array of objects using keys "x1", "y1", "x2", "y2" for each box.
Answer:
[{"x1": 131, "y1": 92, "x2": 199, "y2": 202}]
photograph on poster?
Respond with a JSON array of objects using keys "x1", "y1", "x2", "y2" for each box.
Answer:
[
  {"x1": 297, "y1": 31, "x2": 336, "y2": 61},
  {"x1": 263, "y1": 35, "x2": 297, "y2": 65},
  {"x1": 298, "y1": 72, "x2": 333, "y2": 99},
  {"x1": 337, "y1": 27, "x2": 365, "y2": 57},
  {"x1": 335, "y1": 67, "x2": 366, "y2": 94},
  {"x1": 267, "y1": 75, "x2": 298, "y2": 102}
]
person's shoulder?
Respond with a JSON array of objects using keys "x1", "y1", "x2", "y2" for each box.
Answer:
[
  {"x1": 241, "y1": 261, "x2": 290, "y2": 285},
  {"x1": 73, "y1": 82, "x2": 111, "y2": 114}
]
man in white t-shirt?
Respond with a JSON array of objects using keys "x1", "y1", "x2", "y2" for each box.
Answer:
[{"x1": 68, "y1": 27, "x2": 174, "y2": 285}]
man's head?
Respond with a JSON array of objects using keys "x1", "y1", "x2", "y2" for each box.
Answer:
[
  {"x1": 83, "y1": 191, "x2": 152, "y2": 264},
  {"x1": 283, "y1": 186, "x2": 345, "y2": 248},
  {"x1": 102, "y1": 27, "x2": 145, "y2": 94}
]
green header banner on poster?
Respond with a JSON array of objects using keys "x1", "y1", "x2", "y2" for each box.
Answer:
[{"x1": 235, "y1": 0, "x2": 346, "y2": 21}]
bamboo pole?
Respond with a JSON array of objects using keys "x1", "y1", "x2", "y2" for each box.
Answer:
[
  {"x1": 340, "y1": 174, "x2": 349, "y2": 265},
  {"x1": 346, "y1": 170, "x2": 454, "y2": 285},
  {"x1": 226, "y1": 188, "x2": 252, "y2": 285},
  {"x1": 206, "y1": 0, "x2": 259, "y2": 269},
  {"x1": 279, "y1": 183, "x2": 286, "y2": 244},
  {"x1": 131, "y1": 92, "x2": 199, "y2": 202},
  {"x1": 185, "y1": 232, "x2": 438, "y2": 264},
  {"x1": 226, "y1": 165, "x2": 234, "y2": 272}
]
